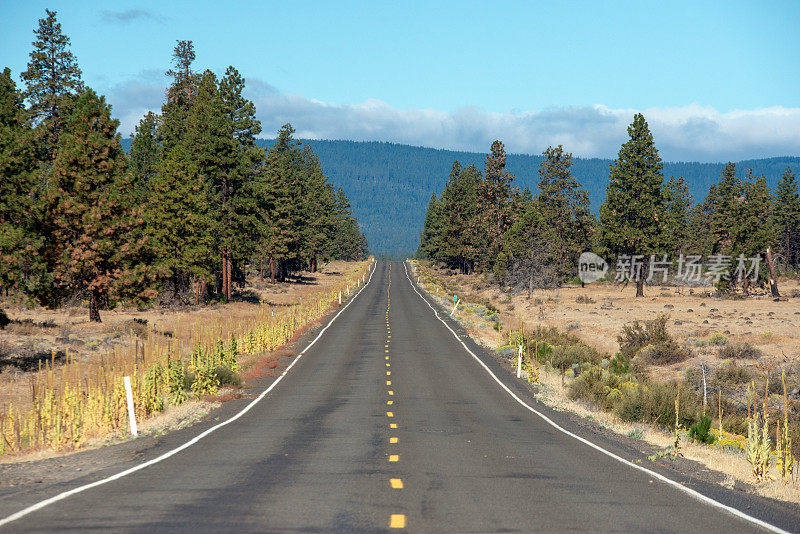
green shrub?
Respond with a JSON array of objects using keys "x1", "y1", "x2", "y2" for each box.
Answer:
[
  {"x1": 214, "y1": 364, "x2": 242, "y2": 387},
  {"x1": 576, "y1": 295, "x2": 595, "y2": 304},
  {"x1": 715, "y1": 361, "x2": 753, "y2": 386},
  {"x1": 719, "y1": 341, "x2": 762, "y2": 360},
  {"x1": 689, "y1": 414, "x2": 716, "y2": 444},
  {"x1": 620, "y1": 314, "x2": 689, "y2": 366},
  {"x1": 709, "y1": 333, "x2": 729, "y2": 346}
]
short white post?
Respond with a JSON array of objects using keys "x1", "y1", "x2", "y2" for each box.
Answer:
[
  {"x1": 271, "y1": 308, "x2": 274, "y2": 317},
  {"x1": 347, "y1": 284, "x2": 350, "y2": 296},
  {"x1": 516, "y1": 346, "x2": 523, "y2": 379},
  {"x1": 123, "y1": 376, "x2": 138, "y2": 437},
  {"x1": 450, "y1": 298, "x2": 460, "y2": 317},
  {"x1": 338, "y1": 291, "x2": 342, "y2": 304}
]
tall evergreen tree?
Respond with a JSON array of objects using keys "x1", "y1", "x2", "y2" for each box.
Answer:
[
  {"x1": 599, "y1": 114, "x2": 666, "y2": 297},
  {"x1": 663, "y1": 175, "x2": 693, "y2": 254},
  {"x1": 774, "y1": 167, "x2": 800, "y2": 270},
  {"x1": 536, "y1": 145, "x2": 594, "y2": 280},
  {"x1": 160, "y1": 40, "x2": 198, "y2": 153},
  {"x1": 0, "y1": 67, "x2": 48, "y2": 299},
  {"x1": 479, "y1": 140, "x2": 518, "y2": 269},
  {"x1": 45, "y1": 89, "x2": 153, "y2": 321},
  {"x1": 439, "y1": 162, "x2": 483, "y2": 273},
  {"x1": 417, "y1": 193, "x2": 444, "y2": 262},
  {"x1": 146, "y1": 146, "x2": 215, "y2": 298},
  {"x1": 20, "y1": 9, "x2": 83, "y2": 161},
  {"x1": 732, "y1": 173, "x2": 776, "y2": 292},
  {"x1": 129, "y1": 111, "x2": 161, "y2": 201},
  {"x1": 708, "y1": 162, "x2": 741, "y2": 255}
]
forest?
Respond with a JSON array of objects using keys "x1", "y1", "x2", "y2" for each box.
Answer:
[
  {"x1": 417, "y1": 114, "x2": 800, "y2": 296},
  {"x1": 200, "y1": 138, "x2": 797, "y2": 257},
  {"x1": 0, "y1": 11, "x2": 368, "y2": 322}
]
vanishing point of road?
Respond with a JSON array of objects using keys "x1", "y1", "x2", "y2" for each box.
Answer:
[{"x1": 2, "y1": 262, "x2": 799, "y2": 532}]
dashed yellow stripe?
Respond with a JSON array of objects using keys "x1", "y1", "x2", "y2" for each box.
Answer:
[
  {"x1": 390, "y1": 478, "x2": 403, "y2": 489},
  {"x1": 390, "y1": 514, "x2": 406, "y2": 528}
]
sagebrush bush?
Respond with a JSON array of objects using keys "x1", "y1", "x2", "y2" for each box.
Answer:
[
  {"x1": 576, "y1": 295, "x2": 595, "y2": 304},
  {"x1": 715, "y1": 361, "x2": 753, "y2": 386},
  {"x1": 719, "y1": 341, "x2": 762, "y2": 360},
  {"x1": 214, "y1": 364, "x2": 242, "y2": 387},
  {"x1": 619, "y1": 314, "x2": 689, "y2": 366}
]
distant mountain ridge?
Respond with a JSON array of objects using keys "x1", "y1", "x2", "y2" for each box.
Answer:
[{"x1": 120, "y1": 138, "x2": 799, "y2": 256}]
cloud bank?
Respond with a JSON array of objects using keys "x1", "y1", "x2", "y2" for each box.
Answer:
[{"x1": 107, "y1": 74, "x2": 800, "y2": 163}]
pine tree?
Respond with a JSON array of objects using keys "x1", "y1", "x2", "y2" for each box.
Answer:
[
  {"x1": 479, "y1": 140, "x2": 518, "y2": 268},
  {"x1": 0, "y1": 68, "x2": 48, "y2": 299},
  {"x1": 599, "y1": 114, "x2": 666, "y2": 297},
  {"x1": 663, "y1": 175, "x2": 694, "y2": 255},
  {"x1": 20, "y1": 9, "x2": 83, "y2": 161},
  {"x1": 774, "y1": 167, "x2": 800, "y2": 270},
  {"x1": 146, "y1": 146, "x2": 215, "y2": 296},
  {"x1": 733, "y1": 173, "x2": 776, "y2": 292},
  {"x1": 439, "y1": 162, "x2": 483, "y2": 273},
  {"x1": 160, "y1": 40, "x2": 198, "y2": 153},
  {"x1": 536, "y1": 145, "x2": 594, "y2": 281},
  {"x1": 45, "y1": 89, "x2": 153, "y2": 321},
  {"x1": 417, "y1": 193, "x2": 444, "y2": 261},
  {"x1": 129, "y1": 111, "x2": 161, "y2": 201},
  {"x1": 708, "y1": 162, "x2": 741, "y2": 255}
]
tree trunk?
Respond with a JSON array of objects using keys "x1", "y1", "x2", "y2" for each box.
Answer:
[
  {"x1": 89, "y1": 290, "x2": 101, "y2": 323},
  {"x1": 766, "y1": 247, "x2": 781, "y2": 297},
  {"x1": 226, "y1": 256, "x2": 233, "y2": 300},
  {"x1": 221, "y1": 249, "x2": 228, "y2": 301},
  {"x1": 635, "y1": 277, "x2": 644, "y2": 298},
  {"x1": 311, "y1": 254, "x2": 317, "y2": 273},
  {"x1": 742, "y1": 274, "x2": 750, "y2": 296},
  {"x1": 269, "y1": 256, "x2": 275, "y2": 283},
  {"x1": 260, "y1": 257, "x2": 264, "y2": 280}
]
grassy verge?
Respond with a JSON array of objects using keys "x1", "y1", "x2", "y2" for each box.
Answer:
[{"x1": 0, "y1": 261, "x2": 370, "y2": 458}]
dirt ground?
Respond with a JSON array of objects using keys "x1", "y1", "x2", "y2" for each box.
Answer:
[
  {"x1": 428, "y1": 268, "x2": 800, "y2": 378},
  {"x1": 0, "y1": 260, "x2": 360, "y2": 374}
]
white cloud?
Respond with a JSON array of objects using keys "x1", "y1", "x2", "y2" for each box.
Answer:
[{"x1": 106, "y1": 73, "x2": 800, "y2": 162}]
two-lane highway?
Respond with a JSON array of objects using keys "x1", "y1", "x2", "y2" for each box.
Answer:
[{"x1": 1, "y1": 262, "x2": 796, "y2": 532}]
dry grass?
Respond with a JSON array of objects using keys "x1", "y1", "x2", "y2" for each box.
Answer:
[{"x1": 0, "y1": 260, "x2": 370, "y2": 459}]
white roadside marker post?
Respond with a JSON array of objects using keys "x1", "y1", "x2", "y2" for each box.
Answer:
[
  {"x1": 517, "y1": 346, "x2": 523, "y2": 379},
  {"x1": 450, "y1": 298, "x2": 460, "y2": 317},
  {"x1": 347, "y1": 284, "x2": 350, "y2": 296},
  {"x1": 123, "y1": 376, "x2": 138, "y2": 437},
  {"x1": 339, "y1": 291, "x2": 342, "y2": 304}
]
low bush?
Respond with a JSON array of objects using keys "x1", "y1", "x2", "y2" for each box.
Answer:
[
  {"x1": 620, "y1": 314, "x2": 689, "y2": 366},
  {"x1": 214, "y1": 364, "x2": 242, "y2": 387},
  {"x1": 576, "y1": 295, "x2": 595, "y2": 304},
  {"x1": 719, "y1": 341, "x2": 762, "y2": 360},
  {"x1": 715, "y1": 362, "x2": 753, "y2": 386},
  {"x1": 689, "y1": 414, "x2": 716, "y2": 444}
]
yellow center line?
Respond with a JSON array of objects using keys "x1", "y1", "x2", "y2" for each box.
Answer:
[
  {"x1": 387, "y1": 400, "x2": 393, "y2": 405},
  {"x1": 386, "y1": 411, "x2": 394, "y2": 417},
  {"x1": 390, "y1": 423, "x2": 397, "y2": 428},
  {"x1": 390, "y1": 437, "x2": 398, "y2": 443},
  {"x1": 388, "y1": 391, "x2": 393, "y2": 395},
  {"x1": 390, "y1": 514, "x2": 406, "y2": 528},
  {"x1": 389, "y1": 454, "x2": 399, "y2": 462},
  {"x1": 386, "y1": 380, "x2": 391, "y2": 385},
  {"x1": 390, "y1": 478, "x2": 403, "y2": 489}
]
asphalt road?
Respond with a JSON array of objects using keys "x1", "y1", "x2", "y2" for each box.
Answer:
[{"x1": 2, "y1": 261, "x2": 799, "y2": 532}]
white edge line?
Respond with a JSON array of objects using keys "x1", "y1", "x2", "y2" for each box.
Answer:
[
  {"x1": 0, "y1": 264, "x2": 377, "y2": 528},
  {"x1": 403, "y1": 261, "x2": 788, "y2": 534}
]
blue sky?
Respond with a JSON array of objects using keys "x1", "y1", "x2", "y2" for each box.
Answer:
[{"x1": 2, "y1": 0, "x2": 799, "y2": 161}]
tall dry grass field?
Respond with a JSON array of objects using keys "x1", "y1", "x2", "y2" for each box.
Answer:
[{"x1": 0, "y1": 261, "x2": 370, "y2": 457}]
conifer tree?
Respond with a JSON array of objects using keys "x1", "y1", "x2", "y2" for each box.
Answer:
[
  {"x1": 439, "y1": 162, "x2": 483, "y2": 273},
  {"x1": 663, "y1": 175, "x2": 693, "y2": 255},
  {"x1": 774, "y1": 167, "x2": 800, "y2": 270},
  {"x1": 479, "y1": 140, "x2": 518, "y2": 268},
  {"x1": 160, "y1": 40, "x2": 198, "y2": 153},
  {"x1": 45, "y1": 89, "x2": 153, "y2": 321},
  {"x1": 0, "y1": 68, "x2": 48, "y2": 299},
  {"x1": 599, "y1": 114, "x2": 666, "y2": 297},
  {"x1": 732, "y1": 173, "x2": 776, "y2": 292},
  {"x1": 129, "y1": 111, "x2": 161, "y2": 201},
  {"x1": 418, "y1": 193, "x2": 444, "y2": 261},
  {"x1": 536, "y1": 145, "x2": 594, "y2": 280},
  {"x1": 708, "y1": 162, "x2": 741, "y2": 255},
  {"x1": 146, "y1": 146, "x2": 215, "y2": 296},
  {"x1": 20, "y1": 9, "x2": 83, "y2": 161}
]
